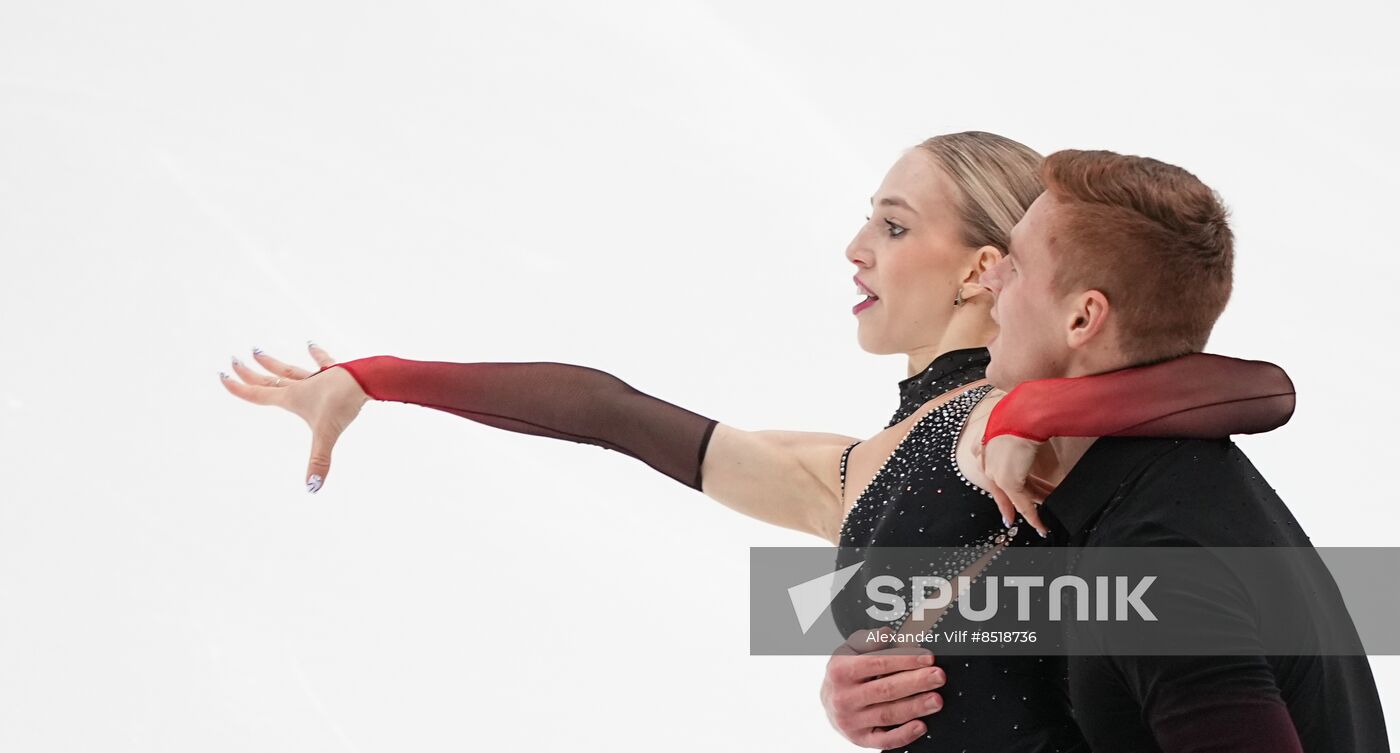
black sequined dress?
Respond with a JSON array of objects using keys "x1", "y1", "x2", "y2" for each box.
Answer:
[{"x1": 832, "y1": 347, "x2": 1087, "y2": 753}]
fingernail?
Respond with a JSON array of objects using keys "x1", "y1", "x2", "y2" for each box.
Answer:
[
  {"x1": 307, "y1": 340, "x2": 317, "y2": 349},
  {"x1": 925, "y1": 693, "x2": 942, "y2": 712},
  {"x1": 218, "y1": 371, "x2": 229, "y2": 380},
  {"x1": 306, "y1": 474, "x2": 323, "y2": 493},
  {"x1": 1038, "y1": 528, "x2": 1048, "y2": 539},
  {"x1": 231, "y1": 356, "x2": 242, "y2": 366},
  {"x1": 1002, "y1": 515, "x2": 1013, "y2": 528},
  {"x1": 252, "y1": 347, "x2": 264, "y2": 355}
]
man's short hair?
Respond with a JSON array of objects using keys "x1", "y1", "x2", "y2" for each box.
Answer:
[{"x1": 1041, "y1": 149, "x2": 1234, "y2": 363}]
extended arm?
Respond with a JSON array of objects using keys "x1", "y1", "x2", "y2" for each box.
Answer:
[
  {"x1": 333, "y1": 356, "x2": 718, "y2": 490},
  {"x1": 328, "y1": 355, "x2": 853, "y2": 541}
]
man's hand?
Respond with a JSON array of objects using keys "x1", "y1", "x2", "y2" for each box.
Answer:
[{"x1": 820, "y1": 627, "x2": 946, "y2": 749}]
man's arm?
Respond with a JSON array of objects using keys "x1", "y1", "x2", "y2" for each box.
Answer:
[
  {"x1": 1068, "y1": 469, "x2": 1304, "y2": 753},
  {"x1": 820, "y1": 628, "x2": 946, "y2": 749},
  {"x1": 1074, "y1": 653, "x2": 1303, "y2": 753},
  {"x1": 1069, "y1": 549, "x2": 1303, "y2": 752}
]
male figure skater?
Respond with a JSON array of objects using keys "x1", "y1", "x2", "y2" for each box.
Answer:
[{"x1": 822, "y1": 149, "x2": 1388, "y2": 752}]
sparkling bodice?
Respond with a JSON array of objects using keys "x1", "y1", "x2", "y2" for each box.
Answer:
[
  {"x1": 830, "y1": 349, "x2": 1085, "y2": 753},
  {"x1": 840, "y1": 384, "x2": 1005, "y2": 547}
]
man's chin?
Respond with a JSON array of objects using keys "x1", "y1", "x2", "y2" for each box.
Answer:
[
  {"x1": 985, "y1": 341, "x2": 1004, "y2": 381},
  {"x1": 984, "y1": 359, "x2": 1008, "y2": 390},
  {"x1": 984, "y1": 351, "x2": 1024, "y2": 391}
]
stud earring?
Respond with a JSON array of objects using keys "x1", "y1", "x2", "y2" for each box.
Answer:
[{"x1": 953, "y1": 287, "x2": 964, "y2": 307}]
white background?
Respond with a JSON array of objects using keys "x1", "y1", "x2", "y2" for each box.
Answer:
[{"x1": 2, "y1": 1, "x2": 1398, "y2": 750}]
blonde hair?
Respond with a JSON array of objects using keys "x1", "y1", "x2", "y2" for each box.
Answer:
[{"x1": 915, "y1": 132, "x2": 1044, "y2": 252}]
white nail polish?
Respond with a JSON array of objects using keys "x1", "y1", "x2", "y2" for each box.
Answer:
[{"x1": 306, "y1": 474, "x2": 323, "y2": 493}]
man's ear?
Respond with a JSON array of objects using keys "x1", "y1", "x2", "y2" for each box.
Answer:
[{"x1": 1065, "y1": 289, "x2": 1112, "y2": 350}]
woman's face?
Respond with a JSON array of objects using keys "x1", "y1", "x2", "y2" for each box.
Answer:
[{"x1": 846, "y1": 150, "x2": 982, "y2": 355}]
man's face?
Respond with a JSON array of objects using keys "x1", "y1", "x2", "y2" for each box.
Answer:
[{"x1": 982, "y1": 194, "x2": 1074, "y2": 389}]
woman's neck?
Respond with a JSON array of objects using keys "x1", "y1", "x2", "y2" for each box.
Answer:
[{"x1": 905, "y1": 308, "x2": 998, "y2": 378}]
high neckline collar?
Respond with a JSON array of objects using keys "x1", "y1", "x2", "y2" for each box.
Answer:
[{"x1": 887, "y1": 347, "x2": 991, "y2": 428}]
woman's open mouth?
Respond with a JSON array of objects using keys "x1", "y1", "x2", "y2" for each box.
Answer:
[{"x1": 853, "y1": 276, "x2": 879, "y2": 315}]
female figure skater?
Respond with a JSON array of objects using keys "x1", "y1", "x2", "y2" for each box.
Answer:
[{"x1": 221, "y1": 132, "x2": 1293, "y2": 752}]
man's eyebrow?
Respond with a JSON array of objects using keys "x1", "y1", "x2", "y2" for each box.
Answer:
[{"x1": 869, "y1": 195, "x2": 919, "y2": 216}]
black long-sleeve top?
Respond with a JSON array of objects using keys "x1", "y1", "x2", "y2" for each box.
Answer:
[{"x1": 1042, "y1": 437, "x2": 1390, "y2": 753}]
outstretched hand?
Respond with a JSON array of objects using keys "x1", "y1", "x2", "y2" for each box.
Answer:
[{"x1": 220, "y1": 342, "x2": 369, "y2": 493}]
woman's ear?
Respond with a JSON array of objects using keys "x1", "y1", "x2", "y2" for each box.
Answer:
[
  {"x1": 971, "y1": 245, "x2": 1004, "y2": 280},
  {"x1": 961, "y1": 245, "x2": 1005, "y2": 299}
]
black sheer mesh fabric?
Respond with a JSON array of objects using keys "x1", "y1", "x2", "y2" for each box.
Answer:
[
  {"x1": 330, "y1": 356, "x2": 718, "y2": 491},
  {"x1": 984, "y1": 352, "x2": 1297, "y2": 443},
  {"x1": 325, "y1": 350, "x2": 1296, "y2": 495}
]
